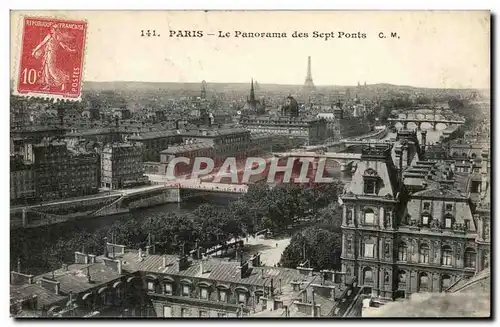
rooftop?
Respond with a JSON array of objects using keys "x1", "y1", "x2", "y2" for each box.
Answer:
[
  {"x1": 411, "y1": 186, "x2": 467, "y2": 200},
  {"x1": 160, "y1": 142, "x2": 213, "y2": 154},
  {"x1": 120, "y1": 251, "x2": 311, "y2": 289}
]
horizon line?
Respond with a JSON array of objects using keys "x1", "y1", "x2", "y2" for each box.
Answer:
[{"x1": 78, "y1": 80, "x2": 489, "y2": 90}]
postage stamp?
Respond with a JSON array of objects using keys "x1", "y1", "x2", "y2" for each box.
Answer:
[{"x1": 14, "y1": 16, "x2": 87, "y2": 100}]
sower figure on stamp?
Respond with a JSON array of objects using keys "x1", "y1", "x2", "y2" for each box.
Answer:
[{"x1": 31, "y1": 24, "x2": 75, "y2": 91}]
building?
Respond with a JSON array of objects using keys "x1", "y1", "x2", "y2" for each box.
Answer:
[
  {"x1": 127, "y1": 131, "x2": 183, "y2": 162},
  {"x1": 10, "y1": 155, "x2": 36, "y2": 205},
  {"x1": 239, "y1": 116, "x2": 327, "y2": 146},
  {"x1": 180, "y1": 127, "x2": 251, "y2": 164},
  {"x1": 10, "y1": 126, "x2": 67, "y2": 155},
  {"x1": 158, "y1": 143, "x2": 215, "y2": 177},
  {"x1": 243, "y1": 79, "x2": 265, "y2": 115},
  {"x1": 11, "y1": 243, "x2": 321, "y2": 318},
  {"x1": 281, "y1": 96, "x2": 300, "y2": 117},
  {"x1": 340, "y1": 145, "x2": 404, "y2": 300},
  {"x1": 101, "y1": 143, "x2": 146, "y2": 190},
  {"x1": 23, "y1": 141, "x2": 100, "y2": 202},
  {"x1": 340, "y1": 144, "x2": 489, "y2": 301},
  {"x1": 390, "y1": 129, "x2": 425, "y2": 172}
]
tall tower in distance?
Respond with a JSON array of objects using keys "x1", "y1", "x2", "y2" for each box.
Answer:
[
  {"x1": 303, "y1": 56, "x2": 316, "y2": 92},
  {"x1": 201, "y1": 80, "x2": 207, "y2": 99}
]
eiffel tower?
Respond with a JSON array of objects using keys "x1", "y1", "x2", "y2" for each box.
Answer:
[{"x1": 303, "y1": 56, "x2": 316, "y2": 92}]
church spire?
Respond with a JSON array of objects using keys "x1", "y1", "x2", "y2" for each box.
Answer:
[{"x1": 250, "y1": 78, "x2": 256, "y2": 102}]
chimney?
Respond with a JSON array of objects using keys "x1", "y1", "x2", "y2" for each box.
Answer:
[
  {"x1": 163, "y1": 255, "x2": 167, "y2": 267},
  {"x1": 17, "y1": 258, "x2": 21, "y2": 273},
  {"x1": 74, "y1": 252, "x2": 89, "y2": 264},
  {"x1": 270, "y1": 278, "x2": 274, "y2": 297},
  {"x1": 103, "y1": 237, "x2": 109, "y2": 258},
  {"x1": 86, "y1": 265, "x2": 92, "y2": 284},
  {"x1": 252, "y1": 253, "x2": 261, "y2": 267},
  {"x1": 200, "y1": 259, "x2": 204, "y2": 275},
  {"x1": 138, "y1": 248, "x2": 143, "y2": 262},
  {"x1": 61, "y1": 263, "x2": 68, "y2": 271},
  {"x1": 421, "y1": 130, "x2": 427, "y2": 155},
  {"x1": 40, "y1": 277, "x2": 60, "y2": 295},
  {"x1": 401, "y1": 145, "x2": 408, "y2": 168},
  {"x1": 88, "y1": 254, "x2": 96, "y2": 264},
  {"x1": 311, "y1": 290, "x2": 316, "y2": 317},
  {"x1": 406, "y1": 146, "x2": 412, "y2": 167},
  {"x1": 178, "y1": 255, "x2": 189, "y2": 271}
]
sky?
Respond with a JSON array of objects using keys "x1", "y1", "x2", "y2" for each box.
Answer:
[{"x1": 10, "y1": 10, "x2": 490, "y2": 89}]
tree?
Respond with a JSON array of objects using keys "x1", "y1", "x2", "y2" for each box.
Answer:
[
  {"x1": 228, "y1": 199, "x2": 262, "y2": 236},
  {"x1": 316, "y1": 202, "x2": 343, "y2": 232},
  {"x1": 191, "y1": 204, "x2": 243, "y2": 249},
  {"x1": 280, "y1": 227, "x2": 342, "y2": 271}
]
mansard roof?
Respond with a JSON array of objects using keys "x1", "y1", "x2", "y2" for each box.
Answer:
[{"x1": 411, "y1": 187, "x2": 467, "y2": 200}]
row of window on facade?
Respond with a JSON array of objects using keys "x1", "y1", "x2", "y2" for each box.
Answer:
[
  {"x1": 362, "y1": 267, "x2": 453, "y2": 292},
  {"x1": 163, "y1": 306, "x2": 227, "y2": 318},
  {"x1": 451, "y1": 152, "x2": 479, "y2": 159},
  {"x1": 146, "y1": 280, "x2": 252, "y2": 305},
  {"x1": 351, "y1": 239, "x2": 477, "y2": 268},
  {"x1": 396, "y1": 243, "x2": 477, "y2": 267},
  {"x1": 350, "y1": 206, "x2": 468, "y2": 231}
]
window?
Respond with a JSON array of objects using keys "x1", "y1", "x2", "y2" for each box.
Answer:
[
  {"x1": 441, "y1": 275, "x2": 451, "y2": 291},
  {"x1": 423, "y1": 202, "x2": 431, "y2": 210},
  {"x1": 238, "y1": 293, "x2": 247, "y2": 304},
  {"x1": 164, "y1": 283, "x2": 172, "y2": 295},
  {"x1": 200, "y1": 288, "x2": 208, "y2": 300},
  {"x1": 445, "y1": 204, "x2": 453, "y2": 211},
  {"x1": 384, "y1": 271, "x2": 390, "y2": 283},
  {"x1": 364, "y1": 243, "x2": 375, "y2": 258},
  {"x1": 147, "y1": 281, "x2": 154, "y2": 291},
  {"x1": 364, "y1": 209, "x2": 375, "y2": 224},
  {"x1": 464, "y1": 248, "x2": 476, "y2": 268},
  {"x1": 346, "y1": 210, "x2": 353, "y2": 225},
  {"x1": 444, "y1": 217, "x2": 453, "y2": 229},
  {"x1": 422, "y1": 215, "x2": 430, "y2": 226},
  {"x1": 217, "y1": 313, "x2": 226, "y2": 318},
  {"x1": 364, "y1": 180, "x2": 377, "y2": 195},
  {"x1": 398, "y1": 270, "x2": 407, "y2": 283},
  {"x1": 182, "y1": 285, "x2": 190, "y2": 296},
  {"x1": 419, "y1": 273, "x2": 429, "y2": 292},
  {"x1": 219, "y1": 291, "x2": 227, "y2": 302},
  {"x1": 180, "y1": 308, "x2": 188, "y2": 317},
  {"x1": 419, "y1": 244, "x2": 429, "y2": 263},
  {"x1": 199, "y1": 310, "x2": 208, "y2": 318},
  {"x1": 346, "y1": 239, "x2": 352, "y2": 252},
  {"x1": 163, "y1": 306, "x2": 172, "y2": 317},
  {"x1": 442, "y1": 246, "x2": 452, "y2": 266},
  {"x1": 398, "y1": 242, "x2": 407, "y2": 261},
  {"x1": 384, "y1": 243, "x2": 390, "y2": 258},
  {"x1": 363, "y1": 268, "x2": 373, "y2": 283},
  {"x1": 464, "y1": 219, "x2": 470, "y2": 231}
]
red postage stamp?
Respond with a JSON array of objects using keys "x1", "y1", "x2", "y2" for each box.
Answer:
[{"x1": 15, "y1": 17, "x2": 87, "y2": 100}]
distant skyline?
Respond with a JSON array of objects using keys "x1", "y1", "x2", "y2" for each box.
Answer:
[{"x1": 11, "y1": 11, "x2": 490, "y2": 89}]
